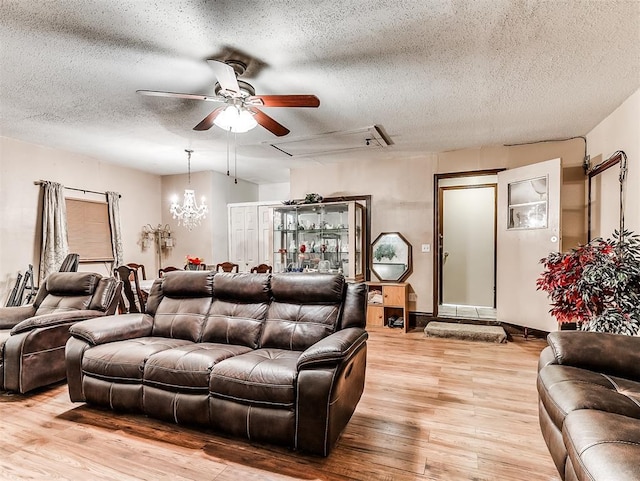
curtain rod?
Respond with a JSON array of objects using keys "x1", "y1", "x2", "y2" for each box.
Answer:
[{"x1": 34, "y1": 181, "x2": 121, "y2": 198}]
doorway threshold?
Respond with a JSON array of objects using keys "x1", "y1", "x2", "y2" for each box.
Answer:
[{"x1": 438, "y1": 304, "x2": 496, "y2": 321}]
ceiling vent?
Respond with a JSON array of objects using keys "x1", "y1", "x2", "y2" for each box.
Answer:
[{"x1": 267, "y1": 125, "x2": 392, "y2": 157}]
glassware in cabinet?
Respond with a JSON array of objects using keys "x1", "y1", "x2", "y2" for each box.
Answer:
[{"x1": 272, "y1": 201, "x2": 365, "y2": 281}]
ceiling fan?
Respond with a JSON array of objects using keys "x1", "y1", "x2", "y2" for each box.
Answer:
[{"x1": 137, "y1": 59, "x2": 320, "y2": 137}]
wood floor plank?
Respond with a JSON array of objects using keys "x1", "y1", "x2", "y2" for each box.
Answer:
[{"x1": 0, "y1": 328, "x2": 560, "y2": 480}]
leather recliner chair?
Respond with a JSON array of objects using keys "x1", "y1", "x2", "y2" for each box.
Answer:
[
  {"x1": 0, "y1": 271, "x2": 120, "y2": 393},
  {"x1": 537, "y1": 331, "x2": 640, "y2": 480}
]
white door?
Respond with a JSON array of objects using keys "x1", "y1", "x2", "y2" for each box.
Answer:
[
  {"x1": 229, "y1": 206, "x2": 259, "y2": 272},
  {"x1": 496, "y1": 158, "x2": 561, "y2": 332},
  {"x1": 442, "y1": 186, "x2": 496, "y2": 307},
  {"x1": 258, "y1": 206, "x2": 273, "y2": 265}
]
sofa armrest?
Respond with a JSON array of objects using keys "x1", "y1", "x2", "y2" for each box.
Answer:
[
  {"x1": 10, "y1": 310, "x2": 106, "y2": 335},
  {"x1": 69, "y1": 313, "x2": 153, "y2": 346},
  {"x1": 547, "y1": 331, "x2": 640, "y2": 380},
  {"x1": 297, "y1": 327, "x2": 368, "y2": 370},
  {"x1": 0, "y1": 305, "x2": 37, "y2": 329}
]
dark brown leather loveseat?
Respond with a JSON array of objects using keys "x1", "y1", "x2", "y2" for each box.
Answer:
[
  {"x1": 66, "y1": 271, "x2": 368, "y2": 455},
  {"x1": 0, "y1": 272, "x2": 120, "y2": 393},
  {"x1": 537, "y1": 331, "x2": 640, "y2": 480}
]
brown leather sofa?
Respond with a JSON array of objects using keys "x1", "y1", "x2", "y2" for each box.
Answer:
[
  {"x1": 537, "y1": 331, "x2": 640, "y2": 481},
  {"x1": 66, "y1": 271, "x2": 367, "y2": 455},
  {"x1": 0, "y1": 272, "x2": 120, "y2": 393}
]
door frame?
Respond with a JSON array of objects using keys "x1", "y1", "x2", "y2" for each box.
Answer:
[{"x1": 433, "y1": 169, "x2": 504, "y2": 318}]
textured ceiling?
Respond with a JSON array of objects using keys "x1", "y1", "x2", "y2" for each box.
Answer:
[{"x1": 1, "y1": 1, "x2": 639, "y2": 184}]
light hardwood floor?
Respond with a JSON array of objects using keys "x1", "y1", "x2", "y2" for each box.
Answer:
[{"x1": 0, "y1": 328, "x2": 560, "y2": 480}]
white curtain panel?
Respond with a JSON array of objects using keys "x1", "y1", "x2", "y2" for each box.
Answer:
[
  {"x1": 39, "y1": 181, "x2": 69, "y2": 282},
  {"x1": 106, "y1": 191, "x2": 123, "y2": 267}
]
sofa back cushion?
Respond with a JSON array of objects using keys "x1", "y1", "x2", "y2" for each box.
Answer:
[
  {"x1": 201, "y1": 273, "x2": 271, "y2": 348},
  {"x1": 88, "y1": 277, "x2": 120, "y2": 313},
  {"x1": 35, "y1": 272, "x2": 100, "y2": 315},
  {"x1": 152, "y1": 271, "x2": 213, "y2": 341},
  {"x1": 260, "y1": 273, "x2": 345, "y2": 350}
]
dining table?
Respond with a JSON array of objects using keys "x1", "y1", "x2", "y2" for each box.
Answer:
[{"x1": 138, "y1": 279, "x2": 156, "y2": 295}]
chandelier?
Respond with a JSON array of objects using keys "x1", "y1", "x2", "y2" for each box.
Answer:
[{"x1": 170, "y1": 149, "x2": 208, "y2": 230}]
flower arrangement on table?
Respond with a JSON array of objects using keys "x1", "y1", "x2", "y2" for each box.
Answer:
[
  {"x1": 186, "y1": 255, "x2": 204, "y2": 270},
  {"x1": 536, "y1": 229, "x2": 640, "y2": 335}
]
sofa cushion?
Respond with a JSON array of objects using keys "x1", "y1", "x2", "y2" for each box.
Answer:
[
  {"x1": 538, "y1": 365, "x2": 640, "y2": 430},
  {"x1": 45, "y1": 272, "x2": 100, "y2": 296},
  {"x1": 143, "y1": 343, "x2": 252, "y2": 393},
  {"x1": 202, "y1": 300, "x2": 268, "y2": 349},
  {"x1": 563, "y1": 410, "x2": 640, "y2": 481},
  {"x1": 89, "y1": 277, "x2": 119, "y2": 312},
  {"x1": 260, "y1": 274, "x2": 344, "y2": 350},
  {"x1": 82, "y1": 337, "x2": 192, "y2": 382},
  {"x1": 35, "y1": 272, "x2": 100, "y2": 316},
  {"x1": 150, "y1": 271, "x2": 213, "y2": 342},
  {"x1": 152, "y1": 297, "x2": 212, "y2": 342},
  {"x1": 210, "y1": 348, "x2": 301, "y2": 408},
  {"x1": 212, "y1": 273, "x2": 270, "y2": 302},
  {"x1": 198, "y1": 272, "x2": 271, "y2": 349},
  {"x1": 161, "y1": 271, "x2": 213, "y2": 297}
]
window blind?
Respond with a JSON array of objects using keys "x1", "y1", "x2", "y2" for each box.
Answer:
[{"x1": 66, "y1": 198, "x2": 114, "y2": 262}]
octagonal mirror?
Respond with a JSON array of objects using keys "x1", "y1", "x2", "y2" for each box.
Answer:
[{"x1": 370, "y1": 232, "x2": 412, "y2": 282}]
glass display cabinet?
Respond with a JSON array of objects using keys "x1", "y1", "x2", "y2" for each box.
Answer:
[{"x1": 272, "y1": 201, "x2": 365, "y2": 281}]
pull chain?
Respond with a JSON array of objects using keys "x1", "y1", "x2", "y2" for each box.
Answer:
[
  {"x1": 226, "y1": 129, "x2": 230, "y2": 176},
  {"x1": 234, "y1": 132, "x2": 238, "y2": 184}
]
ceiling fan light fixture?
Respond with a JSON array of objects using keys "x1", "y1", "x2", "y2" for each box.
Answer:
[{"x1": 213, "y1": 105, "x2": 258, "y2": 133}]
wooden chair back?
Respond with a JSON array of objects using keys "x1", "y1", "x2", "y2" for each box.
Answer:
[
  {"x1": 114, "y1": 265, "x2": 147, "y2": 314},
  {"x1": 250, "y1": 264, "x2": 272, "y2": 273},
  {"x1": 216, "y1": 262, "x2": 239, "y2": 273},
  {"x1": 59, "y1": 253, "x2": 80, "y2": 272},
  {"x1": 158, "y1": 266, "x2": 182, "y2": 278},
  {"x1": 127, "y1": 263, "x2": 147, "y2": 280}
]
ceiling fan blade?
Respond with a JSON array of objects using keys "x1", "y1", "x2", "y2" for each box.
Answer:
[
  {"x1": 248, "y1": 108, "x2": 290, "y2": 136},
  {"x1": 249, "y1": 95, "x2": 320, "y2": 108},
  {"x1": 207, "y1": 60, "x2": 240, "y2": 94},
  {"x1": 193, "y1": 106, "x2": 226, "y2": 131},
  {"x1": 136, "y1": 90, "x2": 221, "y2": 102}
]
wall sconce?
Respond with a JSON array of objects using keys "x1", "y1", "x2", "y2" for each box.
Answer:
[{"x1": 142, "y1": 224, "x2": 174, "y2": 269}]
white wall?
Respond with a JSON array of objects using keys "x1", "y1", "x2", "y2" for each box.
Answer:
[
  {"x1": 587, "y1": 88, "x2": 640, "y2": 238},
  {"x1": 259, "y1": 182, "x2": 289, "y2": 202},
  {"x1": 291, "y1": 154, "x2": 437, "y2": 312},
  {"x1": 291, "y1": 139, "x2": 585, "y2": 314},
  {"x1": 0, "y1": 136, "x2": 162, "y2": 300}
]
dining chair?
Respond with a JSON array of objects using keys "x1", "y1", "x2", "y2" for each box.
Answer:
[
  {"x1": 114, "y1": 265, "x2": 147, "y2": 314},
  {"x1": 250, "y1": 264, "x2": 272, "y2": 273},
  {"x1": 158, "y1": 266, "x2": 183, "y2": 278},
  {"x1": 59, "y1": 253, "x2": 80, "y2": 272},
  {"x1": 127, "y1": 262, "x2": 147, "y2": 280},
  {"x1": 215, "y1": 262, "x2": 239, "y2": 273}
]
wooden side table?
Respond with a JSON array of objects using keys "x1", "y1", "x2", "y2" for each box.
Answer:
[{"x1": 365, "y1": 282, "x2": 410, "y2": 333}]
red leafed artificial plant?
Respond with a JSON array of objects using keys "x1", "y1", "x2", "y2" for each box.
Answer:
[{"x1": 536, "y1": 230, "x2": 640, "y2": 335}]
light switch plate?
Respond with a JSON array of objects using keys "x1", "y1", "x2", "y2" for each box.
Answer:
[{"x1": 421, "y1": 244, "x2": 430, "y2": 253}]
